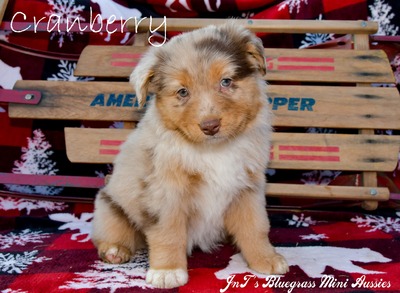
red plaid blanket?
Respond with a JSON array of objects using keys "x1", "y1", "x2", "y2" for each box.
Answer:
[{"x1": 1, "y1": 196, "x2": 400, "y2": 292}]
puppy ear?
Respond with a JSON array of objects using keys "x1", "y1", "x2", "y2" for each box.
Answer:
[
  {"x1": 219, "y1": 22, "x2": 267, "y2": 76},
  {"x1": 246, "y1": 34, "x2": 267, "y2": 76},
  {"x1": 129, "y1": 50, "x2": 156, "y2": 108}
]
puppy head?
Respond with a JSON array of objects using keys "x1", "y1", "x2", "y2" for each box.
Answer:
[{"x1": 130, "y1": 22, "x2": 268, "y2": 144}]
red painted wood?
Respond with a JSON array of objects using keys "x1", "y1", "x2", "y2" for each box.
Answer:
[
  {"x1": 279, "y1": 145, "x2": 340, "y2": 152},
  {"x1": 0, "y1": 89, "x2": 41, "y2": 105},
  {"x1": 279, "y1": 155, "x2": 341, "y2": 162},
  {"x1": 0, "y1": 173, "x2": 105, "y2": 188}
]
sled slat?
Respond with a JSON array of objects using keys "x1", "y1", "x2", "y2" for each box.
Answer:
[
  {"x1": 268, "y1": 85, "x2": 400, "y2": 129},
  {"x1": 64, "y1": 128, "x2": 400, "y2": 172},
  {"x1": 75, "y1": 46, "x2": 394, "y2": 84},
  {"x1": 10, "y1": 80, "x2": 145, "y2": 121},
  {"x1": 265, "y1": 49, "x2": 394, "y2": 83},
  {"x1": 10, "y1": 81, "x2": 400, "y2": 130},
  {"x1": 75, "y1": 46, "x2": 145, "y2": 78}
]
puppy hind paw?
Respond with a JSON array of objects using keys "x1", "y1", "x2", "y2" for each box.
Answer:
[
  {"x1": 250, "y1": 253, "x2": 289, "y2": 275},
  {"x1": 146, "y1": 268, "x2": 188, "y2": 288},
  {"x1": 270, "y1": 253, "x2": 289, "y2": 274},
  {"x1": 98, "y1": 243, "x2": 132, "y2": 264}
]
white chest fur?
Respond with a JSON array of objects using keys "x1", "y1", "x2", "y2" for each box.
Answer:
[{"x1": 151, "y1": 129, "x2": 268, "y2": 253}]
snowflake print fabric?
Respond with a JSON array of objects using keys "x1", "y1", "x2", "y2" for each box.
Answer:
[
  {"x1": 59, "y1": 251, "x2": 152, "y2": 292},
  {"x1": 299, "y1": 14, "x2": 334, "y2": 48},
  {"x1": 351, "y1": 214, "x2": 400, "y2": 233},
  {"x1": 287, "y1": 213, "x2": 316, "y2": 227},
  {"x1": 49, "y1": 213, "x2": 93, "y2": 242},
  {"x1": 0, "y1": 230, "x2": 51, "y2": 250},
  {"x1": 4, "y1": 129, "x2": 63, "y2": 196},
  {"x1": 0, "y1": 197, "x2": 67, "y2": 215},
  {"x1": 368, "y1": 0, "x2": 399, "y2": 36},
  {"x1": 278, "y1": 0, "x2": 308, "y2": 14},
  {"x1": 47, "y1": 60, "x2": 94, "y2": 81},
  {"x1": 45, "y1": 0, "x2": 85, "y2": 47},
  {"x1": 1, "y1": 199, "x2": 400, "y2": 292},
  {"x1": 0, "y1": 251, "x2": 51, "y2": 274}
]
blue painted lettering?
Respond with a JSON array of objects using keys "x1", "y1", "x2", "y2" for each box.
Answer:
[
  {"x1": 272, "y1": 97, "x2": 287, "y2": 110},
  {"x1": 300, "y1": 98, "x2": 315, "y2": 111},
  {"x1": 268, "y1": 97, "x2": 315, "y2": 111},
  {"x1": 123, "y1": 94, "x2": 135, "y2": 107},
  {"x1": 106, "y1": 94, "x2": 124, "y2": 106},
  {"x1": 288, "y1": 98, "x2": 300, "y2": 111},
  {"x1": 90, "y1": 93, "x2": 105, "y2": 106},
  {"x1": 89, "y1": 93, "x2": 153, "y2": 108}
]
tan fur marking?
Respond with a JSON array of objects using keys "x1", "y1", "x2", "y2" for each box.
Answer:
[
  {"x1": 99, "y1": 190, "x2": 130, "y2": 222},
  {"x1": 92, "y1": 190, "x2": 145, "y2": 258},
  {"x1": 224, "y1": 188, "x2": 288, "y2": 274},
  {"x1": 146, "y1": 210, "x2": 188, "y2": 270}
]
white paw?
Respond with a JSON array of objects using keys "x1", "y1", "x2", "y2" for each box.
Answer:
[{"x1": 146, "y1": 268, "x2": 188, "y2": 288}]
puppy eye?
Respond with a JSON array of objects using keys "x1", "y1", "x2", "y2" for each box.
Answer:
[
  {"x1": 220, "y1": 78, "x2": 232, "y2": 88},
  {"x1": 177, "y1": 88, "x2": 189, "y2": 98}
]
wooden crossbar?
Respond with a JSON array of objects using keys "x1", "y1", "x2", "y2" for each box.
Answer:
[
  {"x1": 129, "y1": 18, "x2": 378, "y2": 34},
  {"x1": 74, "y1": 47, "x2": 395, "y2": 84},
  {"x1": 266, "y1": 184, "x2": 389, "y2": 201},
  {"x1": 0, "y1": 173, "x2": 389, "y2": 203},
  {"x1": 10, "y1": 81, "x2": 400, "y2": 130},
  {"x1": 64, "y1": 127, "x2": 400, "y2": 172}
]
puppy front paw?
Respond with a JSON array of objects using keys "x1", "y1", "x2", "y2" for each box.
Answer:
[
  {"x1": 250, "y1": 253, "x2": 289, "y2": 275},
  {"x1": 98, "y1": 243, "x2": 132, "y2": 264},
  {"x1": 146, "y1": 268, "x2": 188, "y2": 288}
]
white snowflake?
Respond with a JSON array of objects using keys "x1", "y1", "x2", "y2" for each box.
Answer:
[
  {"x1": 0, "y1": 251, "x2": 51, "y2": 274},
  {"x1": 0, "y1": 59, "x2": 22, "y2": 90},
  {"x1": 1, "y1": 289, "x2": 28, "y2": 293},
  {"x1": 60, "y1": 250, "x2": 152, "y2": 292},
  {"x1": 0, "y1": 197, "x2": 67, "y2": 215},
  {"x1": 287, "y1": 214, "x2": 316, "y2": 227},
  {"x1": 0, "y1": 229, "x2": 51, "y2": 250},
  {"x1": 300, "y1": 233, "x2": 328, "y2": 241},
  {"x1": 90, "y1": 0, "x2": 140, "y2": 44},
  {"x1": 278, "y1": 0, "x2": 308, "y2": 14},
  {"x1": 216, "y1": 247, "x2": 390, "y2": 280},
  {"x1": 368, "y1": 0, "x2": 399, "y2": 36},
  {"x1": 301, "y1": 170, "x2": 341, "y2": 185},
  {"x1": 307, "y1": 127, "x2": 336, "y2": 134},
  {"x1": 165, "y1": 0, "x2": 191, "y2": 12},
  {"x1": 351, "y1": 215, "x2": 400, "y2": 233},
  {"x1": 49, "y1": 213, "x2": 93, "y2": 242},
  {"x1": 47, "y1": 60, "x2": 94, "y2": 81},
  {"x1": 95, "y1": 164, "x2": 113, "y2": 179},
  {"x1": 299, "y1": 14, "x2": 334, "y2": 48},
  {"x1": 45, "y1": 0, "x2": 85, "y2": 47},
  {"x1": 5, "y1": 129, "x2": 64, "y2": 196}
]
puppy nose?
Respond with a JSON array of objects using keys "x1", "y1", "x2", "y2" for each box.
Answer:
[{"x1": 200, "y1": 119, "x2": 221, "y2": 136}]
